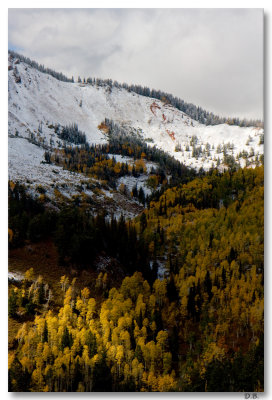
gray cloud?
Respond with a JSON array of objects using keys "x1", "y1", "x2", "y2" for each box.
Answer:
[{"x1": 8, "y1": 8, "x2": 263, "y2": 120}]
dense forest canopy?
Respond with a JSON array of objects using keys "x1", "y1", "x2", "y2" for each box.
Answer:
[{"x1": 8, "y1": 164, "x2": 264, "y2": 392}]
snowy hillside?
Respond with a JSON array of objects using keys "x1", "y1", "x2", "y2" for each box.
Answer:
[{"x1": 8, "y1": 54, "x2": 264, "y2": 210}]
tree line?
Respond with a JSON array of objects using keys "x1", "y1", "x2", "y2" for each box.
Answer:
[
  {"x1": 86, "y1": 81, "x2": 262, "y2": 128},
  {"x1": 8, "y1": 50, "x2": 73, "y2": 83}
]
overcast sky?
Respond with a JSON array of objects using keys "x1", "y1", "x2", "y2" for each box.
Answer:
[{"x1": 8, "y1": 8, "x2": 263, "y2": 120}]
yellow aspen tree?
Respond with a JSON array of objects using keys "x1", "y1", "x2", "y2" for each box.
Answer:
[
  {"x1": 115, "y1": 345, "x2": 124, "y2": 376},
  {"x1": 16, "y1": 322, "x2": 27, "y2": 344},
  {"x1": 157, "y1": 374, "x2": 176, "y2": 391},
  {"x1": 156, "y1": 330, "x2": 168, "y2": 357},
  {"x1": 34, "y1": 315, "x2": 45, "y2": 342},
  {"x1": 140, "y1": 326, "x2": 148, "y2": 342},
  {"x1": 36, "y1": 342, "x2": 44, "y2": 361},
  {"x1": 135, "y1": 294, "x2": 146, "y2": 319},
  {"x1": 20, "y1": 355, "x2": 32, "y2": 374},
  {"x1": 142, "y1": 318, "x2": 149, "y2": 328},
  {"x1": 131, "y1": 358, "x2": 139, "y2": 385},
  {"x1": 134, "y1": 321, "x2": 141, "y2": 342},
  {"x1": 100, "y1": 309, "x2": 111, "y2": 345},
  {"x1": 153, "y1": 279, "x2": 167, "y2": 307},
  {"x1": 120, "y1": 330, "x2": 131, "y2": 352},
  {"x1": 60, "y1": 275, "x2": 69, "y2": 293},
  {"x1": 76, "y1": 316, "x2": 84, "y2": 331},
  {"x1": 141, "y1": 371, "x2": 148, "y2": 391},
  {"x1": 81, "y1": 287, "x2": 90, "y2": 303},
  {"x1": 63, "y1": 287, "x2": 72, "y2": 306},
  {"x1": 86, "y1": 298, "x2": 96, "y2": 322},
  {"x1": 117, "y1": 315, "x2": 126, "y2": 331},
  {"x1": 146, "y1": 341, "x2": 158, "y2": 372},
  {"x1": 147, "y1": 371, "x2": 157, "y2": 391},
  {"x1": 82, "y1": 345, "x2": 90, "y2": 388},
  {"x1": 62, "y1": 303, "x2": 73, "y2": 324},
  {"x1": 31, "y1": 367, "x2": 45, "y2": 392},
  {"x1": 111, "y1": 327, "x2": 119, "y2": 346},
  {"x1": 200, "y1": 342, "x2": 225, "y2": 377},
  {"x1": 148, "y1": 294, "x2": 156, "y2": 315},
  {"x1": 46, "y1": 314, "x2": 58, "y2": 347},
  {"x1": 107, "y1": 344, "x2": 116, "y2": 364},
  {"x1": 24, "y1": 268, "x2": 34, "y2": 282},
  {"x1": 70, "y1": 332, "x2": 81, "y2": 358},
  {"x1": 123, "y1": 363, "x2": 130, "y2": 382},
  {"x1": 143, "y1": 280, "x2": 151, "y2": 299}
]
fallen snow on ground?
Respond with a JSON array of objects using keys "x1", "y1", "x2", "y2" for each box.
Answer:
[
  {"x1": 9, "y1": 58, "x2": 263, "y2": 174},
  {"x1": 8, "y1": 136, "x2": 143, "y2": 218},
  {"x1": 8, "y1": 56, "x2": 263, "y2": 216},
  {"x1": 8, "y1": 136, "x2": 90, "y2": 199},
  {"x1": 8, "y1": 271, "x2": 24, "y2": 281},
  {"x1": 117, "y1": 175, "x2": 153, "y2": 197}
]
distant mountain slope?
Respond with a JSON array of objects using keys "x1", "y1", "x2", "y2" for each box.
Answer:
[
  {"x1": 8, "y1": 50, "x2": 263, "y2": 128},
  {"x1": 8, "y1": 53, "x2": 264, "y2": 207}
]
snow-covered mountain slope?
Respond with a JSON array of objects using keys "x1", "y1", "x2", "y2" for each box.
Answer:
[
  {"x1": 8, "y1": 136, "x2": 144, "y2": 218},
  {"x1": 8, "y1": 55, "x2": 263, "y2": 207}
]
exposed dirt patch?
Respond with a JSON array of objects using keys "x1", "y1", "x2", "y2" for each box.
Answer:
[
  {"x1": 166, "y1": 129, "x2": 176, "y2": 141},
  {"x1": 150, "y1": 102, "x2": 161, "y2": 116},
  {"x1": 8, "y1": 240, "x2": 128, "y2": 352},
  {"x1": 9, "y1": 240, "x2": 98, "y2": 305}
]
